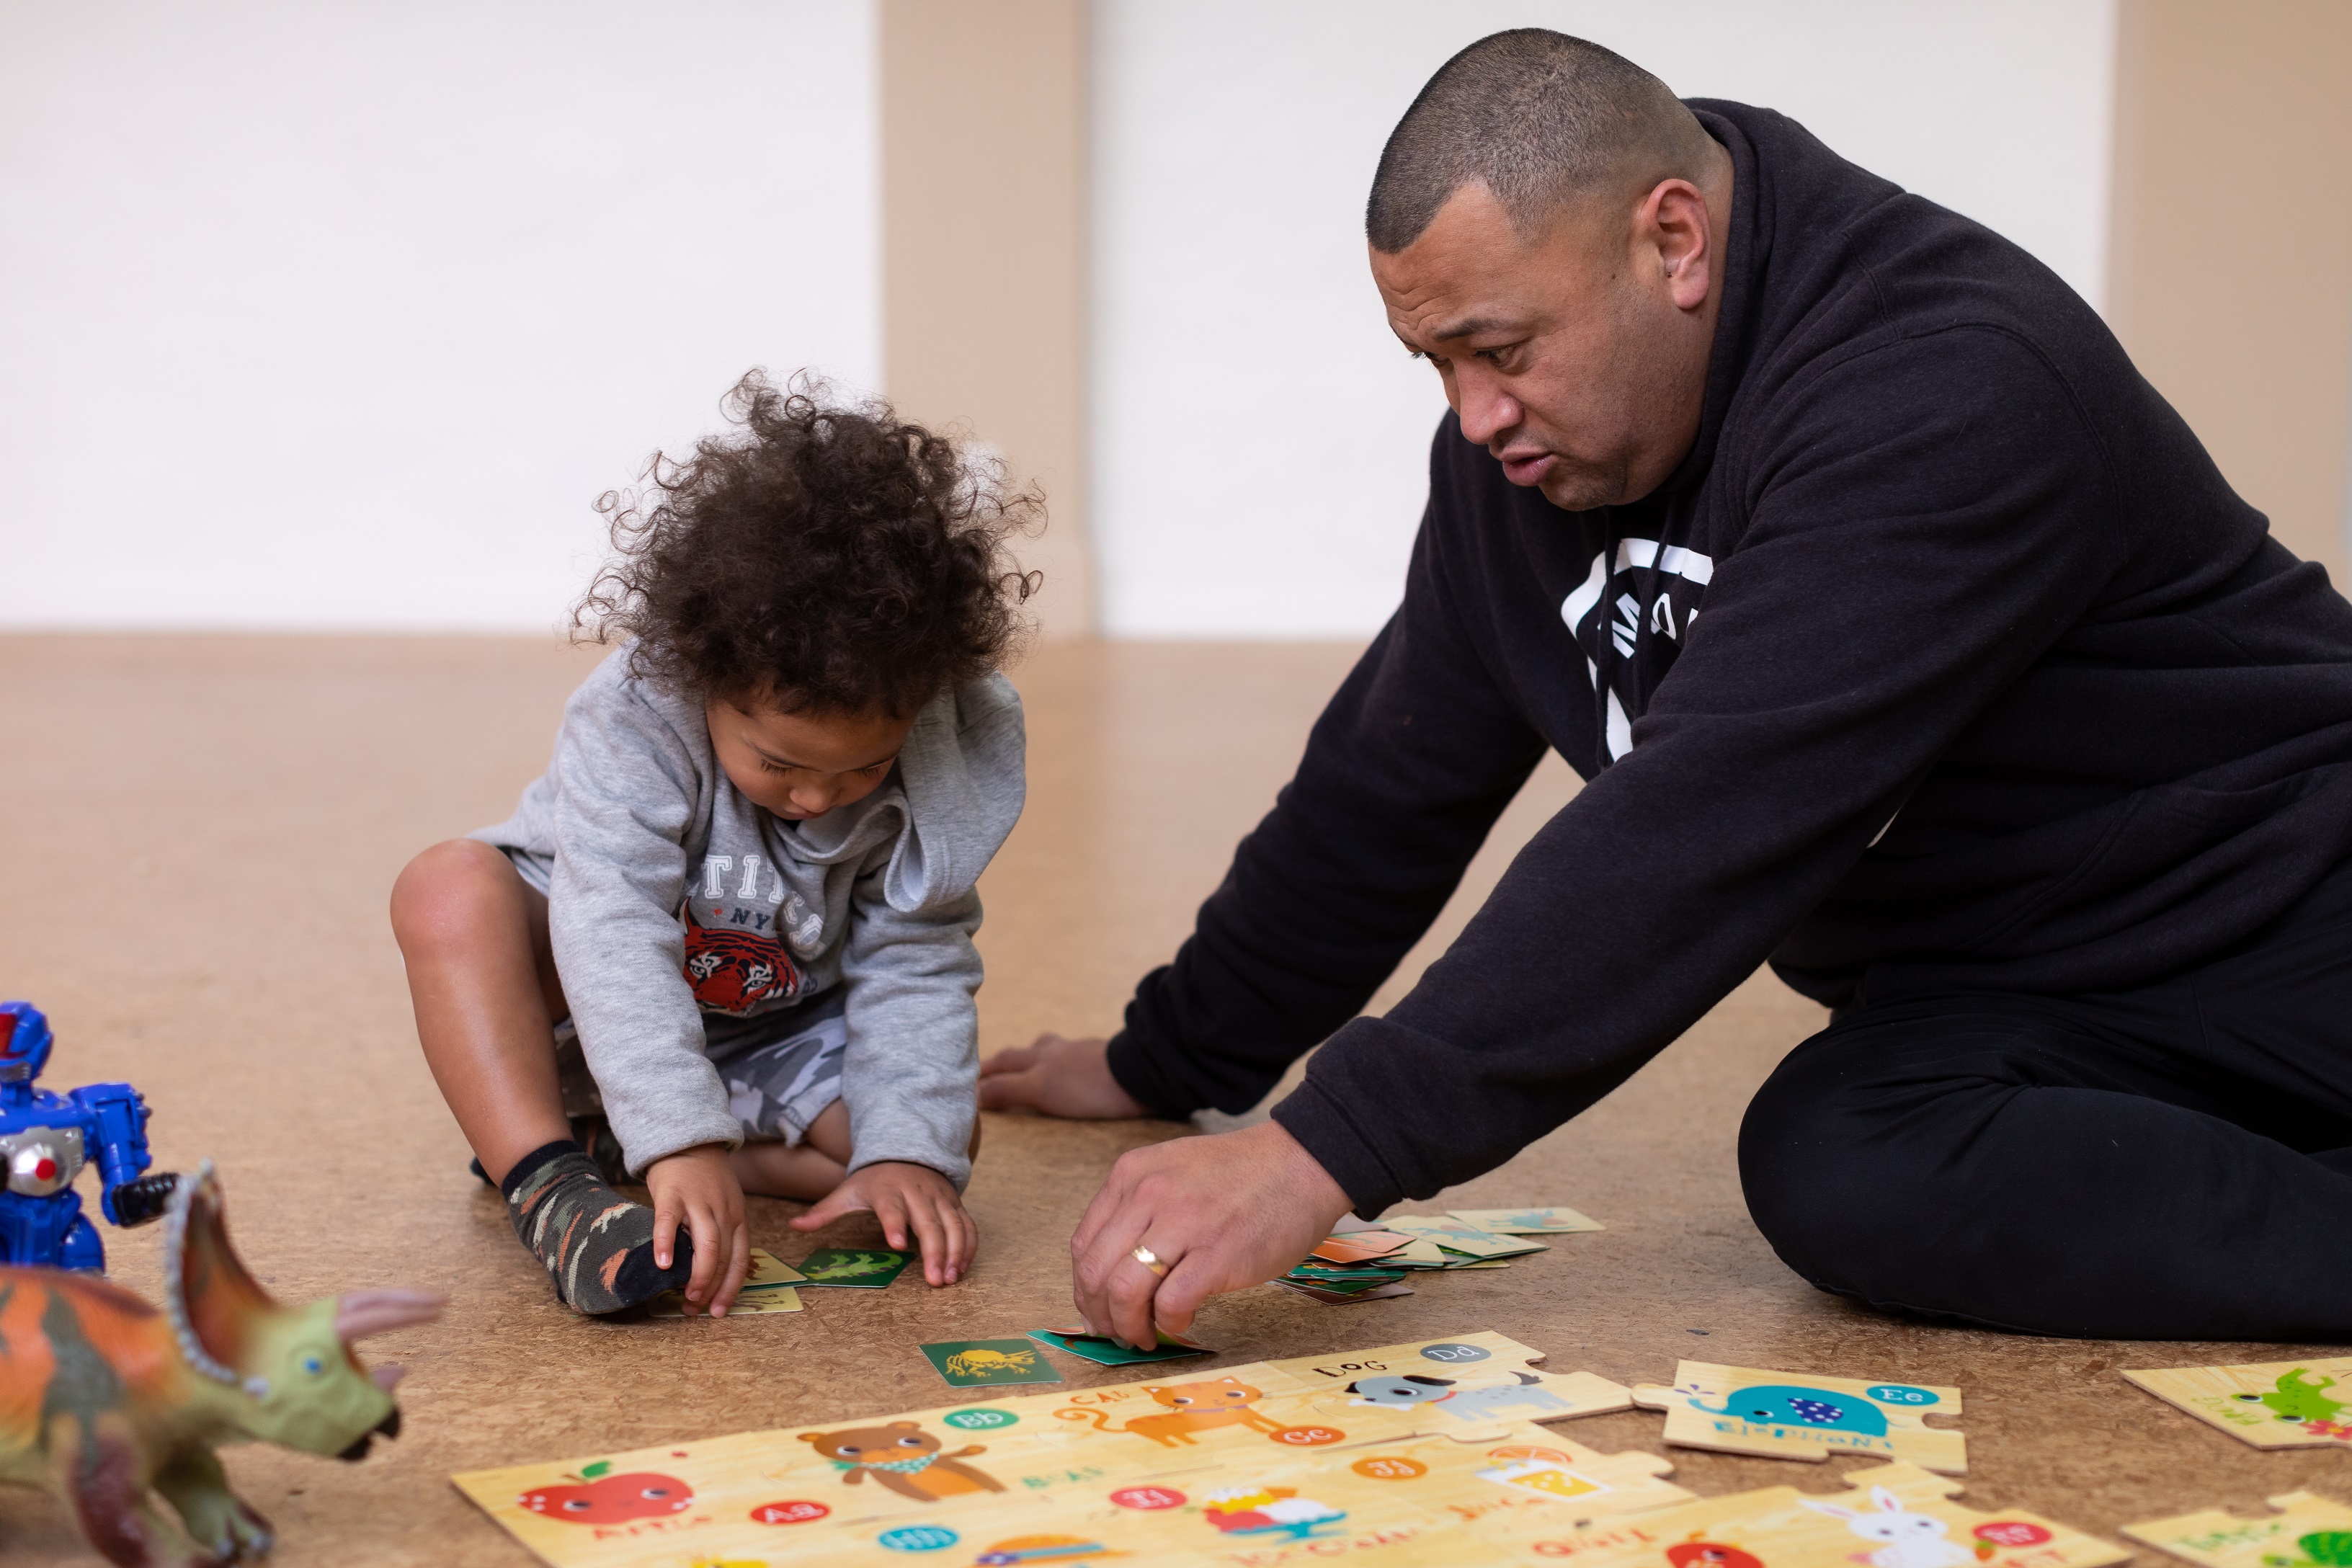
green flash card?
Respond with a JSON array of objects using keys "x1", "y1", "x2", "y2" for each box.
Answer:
[
  {"x1": 921, "y1": 1337, "x2": 1066, "y2": 1388},
  {"x1": 1028, "y1": 1327, "x2": 1208, "y2": 1367},
  {"x1": 793, "y1": 1247, "x2": 914, "y2": 1287}
]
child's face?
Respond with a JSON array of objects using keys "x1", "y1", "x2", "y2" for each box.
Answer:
[{"x1": 705, "y1": 697, "x2": 918, "y2": 821}]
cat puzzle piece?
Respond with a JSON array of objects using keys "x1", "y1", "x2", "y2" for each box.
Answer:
[
  {"x1": 1448, "y1": 1206, "x2": 1605, "y2": 1234},
  {"x1": 2122, "y1": 1489, "x2": 2352, "y2": 1567},
  {"x1": 2124, "y1": 1358, "x2": 2352, "y2": 1448},
  {"x1": 1633, "y1": 1360, "x2": 1966, "y2": 1473},
  {"x1": 1460, "y1": 1459, "x2": 2123, "y2": 1568},
  {"x1": 1266, "y1": 1330, "x2": 1633, "y2": 1438}
]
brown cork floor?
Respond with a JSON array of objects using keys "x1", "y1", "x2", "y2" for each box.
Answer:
[{"x1": 0, "y1": 633, "x2": 2343, "y2": 1564}]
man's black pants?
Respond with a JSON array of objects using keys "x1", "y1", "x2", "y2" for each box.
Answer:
[{"x1": 1741, "y1": 860, "x2": 2352, "y2": 1341}]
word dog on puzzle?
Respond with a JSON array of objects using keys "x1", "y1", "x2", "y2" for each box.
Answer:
[{"x1": 451, "y1": 1330, "x2": 2109, "y2": 1567}]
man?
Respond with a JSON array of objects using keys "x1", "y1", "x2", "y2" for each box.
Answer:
[{"x1": 983, "y1": 30, "x2": 2352, "y2": 1346}]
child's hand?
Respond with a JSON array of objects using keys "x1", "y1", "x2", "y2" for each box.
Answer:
[
  {"x1": 645, "y1": 1144, "x2": 751, "y2": 1316},
  {"x1": 791, "y1": 1160, "x2": 975, "y2": 1286}
]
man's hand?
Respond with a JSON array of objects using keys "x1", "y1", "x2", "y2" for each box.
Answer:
[
  {"x1": 1070, "y1": 1120, "x2": 1352, "y2": 1349},
  {"x1": 979, "y1": 1033, "x2": 1152, "y2": 1119},
  {"x1": 792, "y1": 1159, "x2": 976, "y2": 1286},
  {"x1": 645, "y1": 1144, "x2": 752, "y2": 1317}
]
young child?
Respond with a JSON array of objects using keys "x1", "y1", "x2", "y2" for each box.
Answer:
[{"x1": 391, "y1": 373, "x2": 1034, "y2": 1317}]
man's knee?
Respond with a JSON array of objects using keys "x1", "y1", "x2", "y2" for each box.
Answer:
[
  {"x1": 1737, "y1": 1030, "x2": 1969, "y2": 1306},
  {"x1": 388, "y1": 839, "x2": 525, "y2": 956}
]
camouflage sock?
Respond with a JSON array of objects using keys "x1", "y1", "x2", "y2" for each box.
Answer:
[
  {"x1": 470, "y1": 1119, "x2": 628, "y2": 1189},
  {"x1": 499, "y1": 1140, "x2": 692, "y2": 1316}
]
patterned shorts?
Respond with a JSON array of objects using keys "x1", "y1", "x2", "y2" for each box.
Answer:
[{"x1": 553, "y1": 987, "x2": 847, "y2": 1149}]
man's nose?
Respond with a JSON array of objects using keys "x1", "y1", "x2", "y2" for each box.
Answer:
[{"x1": 1454, "y1": 374, "x2": 1520, "y2": 446}]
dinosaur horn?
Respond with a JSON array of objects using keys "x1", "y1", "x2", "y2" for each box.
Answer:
[{"x1": 334, "y1": 1289, "x2": 445, "y2": 1343}]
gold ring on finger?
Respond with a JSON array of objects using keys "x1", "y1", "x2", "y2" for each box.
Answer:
[{"x1": 1131, "y1": 1244, "x2": 1170, "y2": 1278}]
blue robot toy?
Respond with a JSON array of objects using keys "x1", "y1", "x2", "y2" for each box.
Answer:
[{"x1": 0, "y1": 1001, "x2": 176, "y2": 1272}]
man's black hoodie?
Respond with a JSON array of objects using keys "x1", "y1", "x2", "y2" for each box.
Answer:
[{"x1": 1104, "y1": 100, "x2": 2352, "y2": 1215}]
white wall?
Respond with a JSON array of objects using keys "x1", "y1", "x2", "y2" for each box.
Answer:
[
  {"x1": 0, "y1": 1, "x2": 878, "y2": 631},
  {"x1": 1091, "y1": 0, "x2": 2119, "y2": 638}
]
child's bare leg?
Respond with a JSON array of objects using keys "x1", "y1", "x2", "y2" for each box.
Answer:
[
  {"x1": 732, "y1": 1102, "x2": 989, "y2": 1200},
  {"x1": 731, "y1": 1100, "x2": 851, "y2": 1200},
  {"x1": 391, "y1": 839, "x2": 691, "y2": 1315},
  {"x1": 390, "y1": 839, "x2": 570, "y2": 1183}
]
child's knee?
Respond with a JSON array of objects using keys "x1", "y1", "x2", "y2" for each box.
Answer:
[{"x1": 390, "y1": 839, "x2": 527, "y2": 953}]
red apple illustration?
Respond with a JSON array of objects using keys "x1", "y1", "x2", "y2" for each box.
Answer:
[{"x1": 519, "y1": 1461, "x2": 695, "y2": 1524}]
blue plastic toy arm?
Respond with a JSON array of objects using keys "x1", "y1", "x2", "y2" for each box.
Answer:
[{"x1": 71, "y1": 1082, "x2": 153, "y2": 1224}]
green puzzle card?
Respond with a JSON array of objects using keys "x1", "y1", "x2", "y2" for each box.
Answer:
[
  {"x1": 793, "y1": 1248, "x2": 914, "y2": 1288},
  {"x1": 1027, "y1": 1327, "x2": 1208, "y2": 1367},
  {"x1": 920, "y1": 1337, "x2": 1066, "y2": 1388}
]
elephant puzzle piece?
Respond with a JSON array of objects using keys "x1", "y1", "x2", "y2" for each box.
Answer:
[
  {"x1": 451, "y1": 1329, "x2": 1652, "y2": 1567},
  {"x1": 2124, "y1": 1358, "x2": 2352, "y2": 1448},
  {"x1": 1632, "y1": 1360, "x2": 1966, "y2": 1473},
  {"x1": 1458, "y1": 1459, "x2": 2124, "y2": 1568},
  {"x1": 2121, "y1": 1489, "x2": 2352, "y2": 1568}
]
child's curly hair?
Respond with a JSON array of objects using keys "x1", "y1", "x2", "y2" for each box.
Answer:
[{"x1": 574, "y1": 370, "x2": 1041, "y2": 717}]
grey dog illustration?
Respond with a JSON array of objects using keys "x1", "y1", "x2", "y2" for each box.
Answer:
[{"x1": 1342, "y1": 1371, "x2": 1577, "y2": 1420}]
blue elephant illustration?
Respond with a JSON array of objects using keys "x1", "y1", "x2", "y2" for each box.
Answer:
[{"x1": 1693, "y1": 1384, "x2": 1888, "y2": 1435}]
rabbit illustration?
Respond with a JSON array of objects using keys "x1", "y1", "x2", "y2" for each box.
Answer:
[{"x1": 1802, "y1": 1486, "x2": 1974, "y2": 1568}]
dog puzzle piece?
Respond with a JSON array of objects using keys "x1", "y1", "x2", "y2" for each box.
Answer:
[
  {"x1": 1264, "y1": 1330, "x2": 1632, "y2": 1438},
  {"x1": 2123, "y1": 1489, "x2": 2352, "y2": 1567},
  {"x1": 1461, "y1": 1459, "x2": 2123, "y2": 1568},
  {"x1": 2124, "y1": 1358, "x2": 2352, "y2": 1449},
  {"x1": 1632, "y1": 1360, "x2": 1965, "y2": 1473}
]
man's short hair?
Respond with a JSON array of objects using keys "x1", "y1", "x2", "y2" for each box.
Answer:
[{"x1": 1366, "y1": 29, "x2": 1716, "y2": 254}]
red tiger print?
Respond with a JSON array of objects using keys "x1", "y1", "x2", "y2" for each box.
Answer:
[{"x1": 679, "y1": 899, "x2": 802, "y2": 1014}]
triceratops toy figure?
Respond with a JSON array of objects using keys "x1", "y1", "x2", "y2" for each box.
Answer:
[{"x1": 0, "y1": 1159, "x2": 443, "y2": 1566}]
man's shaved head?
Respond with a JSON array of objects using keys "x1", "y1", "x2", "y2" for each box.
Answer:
[{"x1": 1367, "y1": 30, "x2": 1719, "y2": 254}]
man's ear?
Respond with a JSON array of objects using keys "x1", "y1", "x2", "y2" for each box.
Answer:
[{"x1": 1643, "y1": 179, "x2": 1714, "y2": 311}]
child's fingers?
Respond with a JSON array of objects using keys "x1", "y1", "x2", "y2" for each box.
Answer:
[
  {"x1": 682, "y1": 1199, "x2": 723, "y2": 1306},
  {"x1": 788, "y1": 1182, "x2": 866, "y2": 1231},
  {"x1": 652, "y1": 1193, "x2": 682, "y2": 1272},
  {"x1": 897, "y1": 1193, "x2": 955, "y2": 1286},
  {"x1": 950, "y1": 1203, "x2": 977, "y2": 1283},
  {"x1": 710, "y1": 1221, "x2": 752, "y2": 1317}
]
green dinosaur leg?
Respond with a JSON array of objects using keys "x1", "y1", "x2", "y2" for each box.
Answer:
[
  {"x1": 154, "y1": 1446, "x2": 275, "y2": 1562},
  {"x1": 45, "y1": 1417, "x2": 210, "y2": 1568}
]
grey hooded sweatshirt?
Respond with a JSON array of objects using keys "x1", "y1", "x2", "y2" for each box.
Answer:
[{"x1": 471, "y1": 645, "x2": 1025, "y2": 1184}]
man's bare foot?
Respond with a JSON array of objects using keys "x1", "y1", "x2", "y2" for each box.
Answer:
[{"x1": 979, "y1": 1033, "x2": 1153, "y2": 1118}]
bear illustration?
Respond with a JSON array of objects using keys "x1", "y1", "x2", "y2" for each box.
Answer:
[{"x1": 796, "y1": 1420, "x2": 1006, "y2": 1502}]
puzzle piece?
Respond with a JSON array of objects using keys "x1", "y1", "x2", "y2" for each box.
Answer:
[
  {"x1": 646, "y1": 1248, "x2": 804, "y2": 1318},
  {"x1": 2124, "y1": 1358, "x2": 2352, "y2": 1448},
  {"x1": 2121, "y1": 1489, "x2": 2352, "y2": 1567},
  {"x1": 1265, "y1": 1329, "x2": 1634, "y2": 1438},
  {"x1": 1448, "y1": 1206, "x2": 1606, "y2": 1234},
  {"x1": 777, "y1": 1421, "x2": 1694, "y2": 1567},
  {"x1": 1380, "y1": 1214, "x2": 1549, "y2": 1259},
  {"x1": 1632, "y1": 1360, "x2": 1966, "y2": 1473},
  {"x1": 453, "y1": 1329, "x2": 1649, "y2": 1567},
  {"x1": 1460, "y1": 1459, "x2": 2123, "y2": 1568}
]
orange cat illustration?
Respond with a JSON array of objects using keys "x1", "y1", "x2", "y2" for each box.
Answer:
[{"x1": 1055, "y1": 1378, "x2": 1288, "y2": 1447}]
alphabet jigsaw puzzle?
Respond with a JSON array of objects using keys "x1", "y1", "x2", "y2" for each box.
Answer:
[
  {"x1": 1631, "y1": 1360, "x2": 1966, "y2": 1473},
  {"x1": 2121, "y1": 1489, "x2": 2352, "y2": 1567},
  {"x1": 2123, "y1": 1358, "x2": 2352, "y2": 1448},
  {"x1": 453, "y1": 1329, "x2": 1675, "y2": 1566},
  {"x1": 1464, "y1": 1459, "x2": 2124, "y2": 1568}
]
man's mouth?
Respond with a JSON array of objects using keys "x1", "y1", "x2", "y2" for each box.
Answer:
[{"x1": 1497, "y1": 447, "x2": 1556, "y2": 486}]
